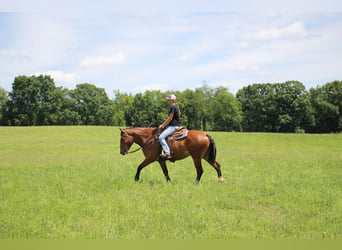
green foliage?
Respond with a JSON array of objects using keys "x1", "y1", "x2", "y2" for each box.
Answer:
[
  {"x1": 3, "y1": 75, "x2": 57, "y2": 125},
  {"x1": 1, "y1": 126, "x2": 341, "y2": 239},
  {"x1": 0, "y1": 86, "x2": 9, "y2": 124},
  {"x1": 211, "y1": 87, "x2": 242, "y2": 131},
  {"x1": 0, "y1": 86, "x2": 8, "y2": 108},
  {"x1": 129, "y1": 91, "x2": 167, "y2": 127},
  {"x1": 112, "y1": 90, "x2": 134, "y2": 126},
  {"x1": 2, "y1": 76, "x2": 115, "y2": 126},
  {"x1": 112, "y1": 84, "x2": 243, "y2": 131},
  {"x1": 70, "y1": 83, "x2": 114, "y2": 125},
  {"x1": 310, "y1": 80, "x2": 342, "y2": 133},
  {"x1": 237, "y1": 81, "x2": 315, "y2": 132},
  {"x1": 1, "y1": 75, "x2": 341, "y2": 133}
]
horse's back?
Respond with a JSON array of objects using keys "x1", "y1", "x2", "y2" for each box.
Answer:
[
  {"x1": 172, "y1": 130, "x2": 210, "y2": 160},
  {"x1": 187, "y1": 130, "x2": 210, "y2": 144}
]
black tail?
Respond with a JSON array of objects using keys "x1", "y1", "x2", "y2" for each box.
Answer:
[{"x1": 206, "y1": 134, "x2": 217, "y2": 163}]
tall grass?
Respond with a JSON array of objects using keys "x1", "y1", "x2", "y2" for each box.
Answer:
[{"x1": 0, "y1": 127, "x2": 341, "y2": 239}]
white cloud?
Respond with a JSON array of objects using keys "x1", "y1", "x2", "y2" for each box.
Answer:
[
  {"x1": 3, "y1": 0, "x2": 342, "y2": 12},
  {"x1": 80, "y1": 52, "x2": 128, "y2": 67},
  {"x1": 13, "y1": 14, "x2": 75, "y2": 65},
  {"x1": 1, "y1": 49, "x2": 20, "y2": 57},
  {"x1": 0, "y1": 49, "x2": 30, "y2": 64},
  {"x1": 173, "y1": 53, "x2": 195, "y2": 63},
  {"x1": 250, "y1": 21, "x2": 310, "y2": 41},
  {"x1": 133, "y1": 84, "x2": 168, "y2": 93},
  {"x1": 32, "y1": 70, "x2": 79, "y2": 86},
  {"x1": 1, "y1": 11, "x2": 341, "y2": 96}
]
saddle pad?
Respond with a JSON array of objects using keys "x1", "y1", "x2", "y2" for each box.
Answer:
[{"x1": 169, "y1": 129, "x2": 188, "y2": 141}]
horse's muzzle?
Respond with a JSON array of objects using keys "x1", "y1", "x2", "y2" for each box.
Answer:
[{"x1": 120, "y1": 150, "x2": 127, "y2": 155}]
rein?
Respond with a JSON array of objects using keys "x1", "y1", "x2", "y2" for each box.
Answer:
[{"x1": 126, "y1": 146, "x2": 143, "y2": 154}]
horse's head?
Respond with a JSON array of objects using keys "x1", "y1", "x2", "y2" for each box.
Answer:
[{"x1": 119, "y1": 128, "x2": 134, "y2": 155}]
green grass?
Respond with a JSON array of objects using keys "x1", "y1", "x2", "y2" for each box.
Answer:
[{"x1": 0, "y1": 126, "x2": 341, "y2": 239}]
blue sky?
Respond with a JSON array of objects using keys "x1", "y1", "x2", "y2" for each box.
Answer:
[{"x1": 1, "y1": 1, "x2": 342, "y2": 97}]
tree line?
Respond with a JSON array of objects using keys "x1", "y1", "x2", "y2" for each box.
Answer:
[{"x1": 0, "y1": 75, "x2": 341, "y2": 133}]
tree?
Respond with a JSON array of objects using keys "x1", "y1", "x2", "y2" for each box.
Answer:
[
  {"x1": 236, "y1": 83, "x2": 273, "y2": 132},
  {"x1": 0, "y1": 87, "x2": 8, "y2": 108},
  {"x1": 113, "y1": 90, "x2": 135, "y2": 127},
  {"x1": 310, "y1": 80, "x2": 342, "y2": 133},
  {"x1": 0, "y1": 87, "x2": 9, "y2": 125},
  {"x1": 6, "y1": 73, "x2": 340, "y2": 133},
  {"x1": 237, "y1": 81, "x2": 314, "y2": 132},
  {"x1": 177, "y1": 89, "x2": 197, "y2": 129},
  {"x1": 195, "y1": 83, "x2": 214, "y2": 131},
  {"x1": 129, "y1": 90, "x2": 167, "y2": 127},
  {"x1": 211, "y1": 87, "x2": 242, "y2": 131},
  {"x1": 5, "y1": 75, "x2": 57, "y2": 125},
  {"x1": 273, "y1": 81, "x2": 314, "y2": 132},
  {"x1": 70, "y1": 83, "x2": 114, "y2": 125}
]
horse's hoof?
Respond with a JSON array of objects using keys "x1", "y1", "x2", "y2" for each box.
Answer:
[{"x1": 218, "y1": 177, "x2": 226, "y2": 184}]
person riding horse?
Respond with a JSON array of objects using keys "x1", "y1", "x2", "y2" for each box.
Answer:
[
  {"x1": 119, "y1": 94, "x2": 225, "y2": 184},
  {"x1": 158, "y1": 94, "x2": 181, "y2": 160}
]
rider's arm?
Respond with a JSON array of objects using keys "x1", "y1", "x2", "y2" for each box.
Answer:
[{"x1": 159, "y1": 113, "x2": 174, "y2": 129}]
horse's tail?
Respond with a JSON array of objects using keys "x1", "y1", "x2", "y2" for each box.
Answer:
[{"x1": 205, "y1": 134, "x2": 217, "y2": 163}]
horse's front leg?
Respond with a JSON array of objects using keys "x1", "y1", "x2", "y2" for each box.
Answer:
[
  {"x1": 135, "y1": 158, "x2": 155, "y2": 182},
  {"x1": 158, "y1": 160, "x2": 171, "y2": 182}
]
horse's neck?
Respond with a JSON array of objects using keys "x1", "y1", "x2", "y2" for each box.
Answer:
[{"x1": 129, "y1": 128, "x2": 154, "y2": 146}]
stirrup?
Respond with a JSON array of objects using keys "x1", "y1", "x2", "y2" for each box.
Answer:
[{"x1": 160, "y1": 151, "x2": 172, "y2": 160}]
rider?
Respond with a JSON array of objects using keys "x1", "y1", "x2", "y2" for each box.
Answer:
[{"x1": 158, "y1": 94, "x2": 181, "y2": 160}]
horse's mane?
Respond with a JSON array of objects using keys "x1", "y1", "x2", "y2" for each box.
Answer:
[
  {"x1": 126, "y1": 127, "x2": 157, "y2": 131},
  {"x1": 125, "y1": 127, "x2": 158, "y2": 135}
]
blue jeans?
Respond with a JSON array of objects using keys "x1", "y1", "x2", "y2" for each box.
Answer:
[{"x1": 159, "y1": 126, "x2": 179, "y2": 155}]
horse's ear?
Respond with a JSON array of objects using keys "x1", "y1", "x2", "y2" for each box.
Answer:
[{"x1": 119, "y1": 128, "x2": 123, "y2": 132}]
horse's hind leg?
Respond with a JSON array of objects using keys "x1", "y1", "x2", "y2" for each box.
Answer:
[
  {"x1": 158, "y1": 160, "x2": 171, "y2": 182},
  {"x1": 192, "y1": 157, "x2": 204, "y2": 184},
  {"x1": 213, "y1": 161, "x2": 226, "y2": 183},
  {"x1": 204, "y1": 157, "x2": 226, "y2": 183}
]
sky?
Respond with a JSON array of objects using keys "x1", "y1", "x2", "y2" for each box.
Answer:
[{"x1": 1, "y1": 1, "x2": 342, "y2": 97}]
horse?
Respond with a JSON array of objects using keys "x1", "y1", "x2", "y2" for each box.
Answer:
[{"x1": 119, "y1": 127, "x2": 226, "y2": 184}]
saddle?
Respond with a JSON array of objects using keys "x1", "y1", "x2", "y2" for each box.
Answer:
[{"x1": 167, "y1": 126, "x2": 188, "y2": 141}]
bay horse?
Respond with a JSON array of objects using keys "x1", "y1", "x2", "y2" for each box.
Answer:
[{"x1": 120, "y1": 127, "x2": 226, "y2": 184}]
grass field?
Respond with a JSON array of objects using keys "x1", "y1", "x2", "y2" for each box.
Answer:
[{"x1": 0, "y1": 126, "x2": 341, "y2": 239}]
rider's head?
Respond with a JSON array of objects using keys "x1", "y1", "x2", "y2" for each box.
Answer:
[{"x1": 166, "y1": 94, "x2": 176, "y2": 105}]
